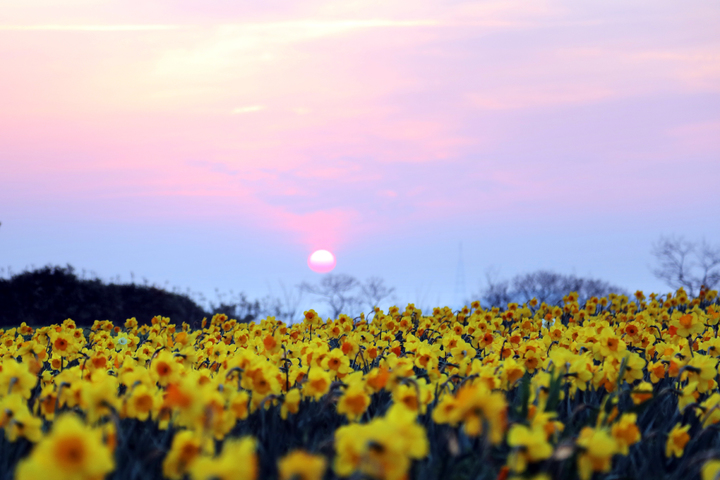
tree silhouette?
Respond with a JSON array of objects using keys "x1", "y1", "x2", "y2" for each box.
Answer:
[
  {"x1": 475, "y1": 269, "x2": 626, "y2": 307},
  {"x1": 651, "y1": 235, "x2": 720, "y2": 297},
  {"x1": 299, "y1": 274, "x2": 396, "y2": 318}
]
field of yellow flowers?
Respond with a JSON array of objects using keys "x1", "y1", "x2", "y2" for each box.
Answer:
[{"x1": 1, "y1": 287, "x2": 720, "y2": 480}]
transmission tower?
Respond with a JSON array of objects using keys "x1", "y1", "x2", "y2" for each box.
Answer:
[{"x1": 454, "y1": 242, "x2": 466, "y2": 309}]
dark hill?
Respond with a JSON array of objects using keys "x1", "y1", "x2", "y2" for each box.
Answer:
[{"x1": 0, "y1": 265, "x2": 207, "y2": 327}]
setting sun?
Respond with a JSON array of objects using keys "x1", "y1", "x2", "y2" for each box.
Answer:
[{"x1": 308, "y1": 249, "x2": 336, "y2": 273}]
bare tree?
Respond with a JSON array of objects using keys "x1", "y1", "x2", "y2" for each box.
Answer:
[
  {"x1": 512, "y1": 271, "x2": 565, "y2": 305},
  {"x1": 511, "y1": 271, "x2": 624, "y2": 306},
  {"x1": 651, "y1": 236, "x2": 720, "y2": 297},
  {"x1": 479, "y1": 268, "x2": 512, "y2": 307},
  {"x1": 299, "y1": 274, "x2": 397, "y2": 318},
  {"x1": 299, "y1": 273, "x2": 363, "y2": 318},
  {"x1": 475, "y1": 268, "x2": 625, "y2": 308},
  {"x1": 412, "y1": 281, "x2": 438, "y2": 316},
  {"x1": 260, "y1": 281, "x2": 305, "y2": 324},
  {"x1": 209, "y1": 290, "x2": 261, "y2": 323},
  {"x1": 359, "y1": 276, "x2": 396, "y2": 314}
]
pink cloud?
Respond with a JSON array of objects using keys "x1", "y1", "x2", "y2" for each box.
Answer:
[
  {"x1": 467, "y1": 86, "x2": 616, "y2": 111},
  {"x1": 669, "y1": 121, "x2": 720, "y2": 152},
  {"x1": 2, "y1": 0, "x2": 720, "y2": 256}
]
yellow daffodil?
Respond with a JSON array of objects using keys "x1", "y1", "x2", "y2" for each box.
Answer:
[
  {"x1": 670, "y1": 311, "x2": 704, "y2": 338},
  {"x1": 665, "y1": 423, "x2": 691, "y2": 458},
  {"x1": 334, "y1": 404, "x2": 427, "y2": 480},
  {"x1": 576, "y1": 427, "x2": 618, "y2": 480},
  {"x1": 702, "y1": 459, "x2": 720, "y2": 480},
  {"x1": 338, "y1": 380, "x2": 371, "y2": 421},
  {"x1": 278, "y1": 450, "x2": 327, "y2": 480},
  {"x1": 506, "y1": 424, "x2": 553, "y2": 473},
  {"x1": 0, "y1": 394, "x2": 42, "y2": 443},
  {"x1": 15, "y1": 414, "x2": 114, "y2": 480},
  {"x1": 630, "y1": 382, "x2": 653, "y2": 405},
  {"x1": 303, "y1": 369, "x2": 331, "y2": 400},
  {"x1": 611, "y1": 413, "x2": 641, "y2": 455},
  {"x1": 163, "y1": 430, "x2": 204, "y2": 480},
  {"x1": 0, "y1": 359, "x2": 38, "y2": 399},
  {"x1": 189, "y1": 436, "x2": 257, "y2": 480}
]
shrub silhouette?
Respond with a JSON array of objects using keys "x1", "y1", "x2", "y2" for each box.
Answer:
[{"x1": 0, "y1": 265, "x2": 207, "y2": 327}]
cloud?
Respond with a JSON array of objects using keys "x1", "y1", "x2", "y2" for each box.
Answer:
[
  {"x1": 186, "y1": 160, "x2": 240, "y2": 176},
  {"x1": 232, "y1": 105, "x2": 265, "y2": 114},
  {"x1": 2, "y1": 0, "x2": 720, "y2": 254},
  {"x1": 151, "y1": 19, "x2": 441, "y2": 84},
  {"x1": 669, "y1": 121, "x2": 720, "y2": 152},
  {"x1": 0, "y1": 25, "x2": 183, "y2": 31},
  {"x1": 467, "y1": 86, "x2": 616, "y2": 111}
]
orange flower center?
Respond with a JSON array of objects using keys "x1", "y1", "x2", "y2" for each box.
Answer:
[
  {"x1": 156, "y1": 362, "x2": 171, "y2": 377},
  {"x1": 164, "y1": 384, "x2": 192, "y2": 408},
  {"x1": 134, "y1": 394, "x2": 154, "y2": 413},
  {"x1": 344, "y1": 394, "x2": 368, "y2": 414},
  {"x1": 54, "y1": 435, "x2": 87, "y2": 470},
  {"x1": 401, "y1": 394, "x2": 419, "y2": 411},
  {"x1": 179, "y1": 443, "x2": 200, "y2": 465},
  {"x1": 673, "y1": 431, "x2": 690, "y2": 449},
  {"x1": 263, "y1": 336, "x2": 277, "y2": 350},
  {"x1": 92, "y1": 357, "x2": 107, "y2": 369},
  {"x1": 42, "y1": 396, "x2": 57, "y2": 414},
  {"x1": 310, "y1": 378, "x2": 328, "y2": 392}
]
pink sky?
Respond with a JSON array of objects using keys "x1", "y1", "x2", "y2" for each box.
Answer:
[{"x1": 1, "y1": 0, "x2": 719, "y2": 311}]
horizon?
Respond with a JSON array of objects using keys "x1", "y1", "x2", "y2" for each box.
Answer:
[{"x1": 0, "y1": 258, "x2": 701, "y2": 322}]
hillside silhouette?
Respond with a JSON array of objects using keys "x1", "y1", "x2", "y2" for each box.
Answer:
[{"x1": 0, "y1": 265, "x2": 208, "y2": 327}]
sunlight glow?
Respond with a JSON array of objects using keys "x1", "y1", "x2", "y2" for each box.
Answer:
[{"x1": 308, "y1": 250, "x2": 336, "y2": 273}]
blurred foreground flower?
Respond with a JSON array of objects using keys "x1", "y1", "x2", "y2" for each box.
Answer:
[
  {"x1": 665, "y1": 423, "x2": 691, "y2": 458},
  {"x1": 15, "y1": 414, "x2": 114, "y2": 480},
  {"x1": 576, "y1": 427, "x2": 618, "y2": 480},
  {"x1": 278, "y1": 450, "x2": 327, "y2": 480},
  {"x1": 334, "y1": 404, "x2": 427, "y2": 480},
  {"x1": 189, "y1": 436, "x2": 257, "y2": 480}
]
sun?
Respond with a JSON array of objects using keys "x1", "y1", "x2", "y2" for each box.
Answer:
[{"x1": 308, "y1": 249, "x2": 336, "y2": 273}]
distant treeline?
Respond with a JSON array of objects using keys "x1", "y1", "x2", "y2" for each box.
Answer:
[
  {"x1": 2, "y1": 235, "x2": 716, "y2": 328},
  {"x1": 0, "y1": 265, "x2": 210, "y2": 328},
  {"x1": 0, "y1": 266, "x2": 396, "y2": 328},
  {"x1": 4, "y1": 260, "x2": 686, "y2": 328}
]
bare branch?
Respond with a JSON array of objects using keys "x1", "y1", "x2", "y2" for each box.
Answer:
[
  {"x1": 475, "y1": 269, "x2": 625, "y2": 308},
  {"x1": 481, "y1": 267, "x2": 512, "y2": 307},
  {"x1": 651, "y1": 235, "x2": 720, "y2": 296},
  {"x1": 299, "y1": 273, "x2": 363, "y2": 318},
  {"x1": 359, "y1": 277, "x2": 396, "y2": 314},
  {"x1": 698, "y1": 239, "x2": 720, "y2": 291},
  {"x1": 260, "y1": 281, "x2": 305, "y2": 324}
]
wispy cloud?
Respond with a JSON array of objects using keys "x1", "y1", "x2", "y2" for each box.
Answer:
[
  {"x1": 186, "y1": 160, "x2": 240, "y2": 176},
  {"x1": 0, "y1": 25, "x2": 183, "y2": 31},
  {"x1": 467, "y1": 87, "x2": 616, "y2": 111},
  {"x1": 232, "y1": 106, "x2": 265, "y2": 114},
  {"x1": 220, "y1": 19, "x2": 438, "y2": 33},
  {"x1": 2, "y1": 0, "x2": 719, "y2": 257},
  {"x1": 0, "y1": 19, "x2": 439, "y2": 34}
]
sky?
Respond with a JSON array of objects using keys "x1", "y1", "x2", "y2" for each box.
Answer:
[{"x1": 1, "y1": 0, "x2": 719, "y2": 315}]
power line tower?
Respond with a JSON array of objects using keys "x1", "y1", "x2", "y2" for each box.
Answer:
[{"x1": 454, "y1": 242, "x2": 466, "y2": 309}]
